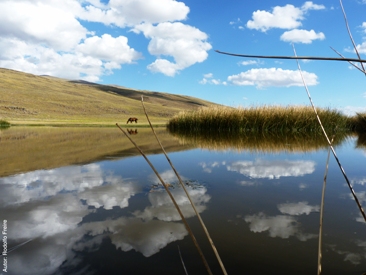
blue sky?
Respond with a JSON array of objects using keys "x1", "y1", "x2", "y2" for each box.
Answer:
[{"x1": 0, "y1": 0, "x2": 365, "y2": 115}]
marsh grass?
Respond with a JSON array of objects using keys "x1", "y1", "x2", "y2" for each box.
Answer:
[
  {"x1": 0, "y1": 120, "x2": 10, "y2": 128},
  {"x1": 349, "y1": 112, "x2": 366, "y2": 132},
  {"x1": 167, "y1": 105, "x2": 351, "y2": 134}
]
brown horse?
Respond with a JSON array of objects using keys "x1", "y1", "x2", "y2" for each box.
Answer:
[{"x1": 126, "y1": 117, "x2": 138, "y2": 124}]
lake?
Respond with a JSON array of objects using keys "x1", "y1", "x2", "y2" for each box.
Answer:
[{"x1": 0, "y1": 127, "x2": 365, "y2": 275}]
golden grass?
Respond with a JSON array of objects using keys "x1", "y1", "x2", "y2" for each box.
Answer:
[{"x1": 0, "y1": 68, "x2": 217, "y2": 125}]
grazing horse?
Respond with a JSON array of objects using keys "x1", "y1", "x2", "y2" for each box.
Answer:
[{"x1": 126, "y1": 117, "x2": 138, "y2": 124}]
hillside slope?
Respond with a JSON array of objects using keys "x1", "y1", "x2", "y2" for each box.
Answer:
[{"x1": 0, "y1": 68, "x2": 218, "y2": 125}]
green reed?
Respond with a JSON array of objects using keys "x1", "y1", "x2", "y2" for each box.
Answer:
[{"x1": 167, "y1": 105, "x2": 351, "y2": 134}]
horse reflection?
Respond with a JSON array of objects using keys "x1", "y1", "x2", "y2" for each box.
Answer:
[{"x1": 127, "y1": 129, "x2": 138, "y2": 135}]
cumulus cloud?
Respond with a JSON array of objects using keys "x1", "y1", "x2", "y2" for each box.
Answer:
[
  {"x1": 0, "y1": 1, "x2": 87, "y2": 51},
  {"x1": 246, "y1": 2, "x2": 325, "y2": 32},
  {"x1": 133, "y1": 22, "x2": 212, "y2": 76},
  {"x1": 226, "y1": 159, "x2": 316, "y2": 179},
  {"x1": 0, "y1": 0, "x2": 204, "y2": 80},
  {"x1": 76, "y1": 34, "x2": 142, "y2": 64},
  {"x1": 280, "y1": 29, "x2": 325, "y2": 44},
  {"x1": 227, "y1": 68, "x2": 318, "y2": 88},
  {"x1": 199, "y1": 73, "x2": 227, "y2": 85},
  {"x1": 355, "y1": 42, "x2": 366, "y2": 54},
  {"x1": 79, "y1": 0, "x2": 190, "y2": 27},
  {"x1": 238, "y1": 60, "x2": 262, "y2": 66},
  {"x1": 340, "y1": 106, "x2": 366, "y2": 116}
]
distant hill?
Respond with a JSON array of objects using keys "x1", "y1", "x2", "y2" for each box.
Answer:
[{"x1": 0, "y1": 68, "x2": 218, "y2": 125}]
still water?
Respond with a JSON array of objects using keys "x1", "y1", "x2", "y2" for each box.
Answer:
[{"x1": 0, "y1": 127, "x2": 365, "y2": 274}]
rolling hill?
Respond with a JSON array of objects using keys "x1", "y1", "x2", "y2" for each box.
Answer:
[{"x1": 0, "y1": 68, "x2": 218, "y2": 125}]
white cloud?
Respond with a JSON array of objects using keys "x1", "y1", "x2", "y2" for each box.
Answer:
[
  {"x1": 227, "y1": 68, "x2": 319, "y2": 88},
  {"x1": 301, "y1": 1, "x2": 326, "y2": 11},
  {"x1": 79, "y1": 0, "x2": 189, "y2": 27},
  {"x1": 355, "y1": 41, "x2": 366, "y2": 54},
  {"x1": 280, "y1": 29, "x2": 325, "y2": 44},
  {"x1": 226, "y1": 159, "x2": 316, "y2": 179},
  {"x1": 76, "y1": 34, "x2": 141, "y2": 64},
  {"x1": 340, "y1": 106, "x2": 366, "y2": 116},
  {"x1": 239, "y1": 60, "x2": 261, "y2": 66},
  {"x1": 0, "y1": 0, "x2": 202, "y2": 80},
  {"x1": 199, "y1": 73, "x2": 227, "y2": 85},
  {"x1": 0, "y1": 1, "x2": 87, "y2": 51},
  {"x1": 134, "y1": 22, "x2": 212, "y2": 76},
  {"x1": 246, "y1": 2, "x2": 325, "y2": 32}
]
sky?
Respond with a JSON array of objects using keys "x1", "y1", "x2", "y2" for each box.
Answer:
[{"x1": 0, "y1": 0, "x2": 365, "y2": 115}]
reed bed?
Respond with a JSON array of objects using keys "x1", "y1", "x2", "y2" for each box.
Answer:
[
  {"x1": 167, "y1": 105, "x2": 351, "y2": 134},
  {"x1": 0, "y1": 120, "x2": 10, "y2": 128},
  {"x1": 349, "y1": 112, "x2": 366, "y2": 132}
]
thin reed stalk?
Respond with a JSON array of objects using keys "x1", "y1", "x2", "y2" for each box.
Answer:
[
  {"x1": 215, "y1": 50, "x2": 366, "y2": 63},
  {"x1": 141, "y1": 96, "x2": 228, "y2": 275},
  {"x1": 293, "y1": 45, "x2": 366, "y2": 222},
  {"x1": 318, "y1": 137, "x2": 333, "y2": 275},
  {"x1": 339, "y1": 0, "x2": 366, "y2": 74},
  {"x1": 178, "y1": 245, "x2": 189, "y2": 275},
  {"x1": 116, "y1": 123, "x2": 213, "y2": 275}
]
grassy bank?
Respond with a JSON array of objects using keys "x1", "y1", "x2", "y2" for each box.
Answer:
[
  {"x1": 167, "y1": 105, "x2": 353, "y2": 133},
  {"x1": 0, "y1": 68, "x2": 217, "y2": 126}
]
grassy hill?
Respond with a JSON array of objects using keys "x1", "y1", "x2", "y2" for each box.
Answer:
[{"x1": 0, "y1": 68, "x2": 218, "y2": 126}]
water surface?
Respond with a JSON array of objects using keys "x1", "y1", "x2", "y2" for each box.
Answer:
[{"x1": 0, "y1": 127, "x2": 365, "y2": 274}]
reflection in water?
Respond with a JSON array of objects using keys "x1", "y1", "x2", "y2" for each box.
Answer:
[
  {"x1": 0, "y1": 164, "x2": 138, "y2": 208},
  {"x1": 168, "y1": 128, "x2": 351, "y2": 152},
  {"x1": 200, "y1": 158, "x2": 316, "y2": 179},
  {"x1": 227, "y1": 159, "x2": 316, "y2": 179},
  {"x1": 1, "y1": 129, "x2": 366, "y2": 274},
  {"x1": 244, "y1": 213, "x2": 317, "y2": 241},
  {"x1": 278, "y1": 201, "x2": 320, "y2": 216},
  {"x1": 0, "y1": 164, "x2": 211, "y2": 274},
  {"x1": 127, "y1": 128, "x2": 138, "y2": 135},
  {"x1": 0, "y1": 127, "x2": 193, "y2": 177}
]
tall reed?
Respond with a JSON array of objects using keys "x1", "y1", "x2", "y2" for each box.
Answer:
[{"x1": 167, "y1": 105, "x2": 351, "y2": 134}]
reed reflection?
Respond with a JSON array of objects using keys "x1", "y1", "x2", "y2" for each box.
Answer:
[{"x1": 168, "y1": 129, "x2": 352, "y2": 152}]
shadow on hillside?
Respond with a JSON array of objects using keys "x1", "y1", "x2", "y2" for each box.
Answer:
[{"x1": 68, "y1": 80, "x2": 208, "y2": 107}]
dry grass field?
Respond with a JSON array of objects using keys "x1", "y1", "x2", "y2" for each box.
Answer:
[{"x1": 0, "y1": 68, "x2": 217, "y2": 125}]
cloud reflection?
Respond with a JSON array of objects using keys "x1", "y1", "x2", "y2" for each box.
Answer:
[
  {"x1": 244, "y1": 212, "x2": 316, "y2": 241},
  {"x1": 136, "y1": 170, "x2": 211, "y2": 221},
  {"x1": 0, "y1": 166, "x2": 207, "y2": 274},
  {"x1": 278, "y1": 201, "x2": 319, "y2": 216},
  {"x1": 227, "y1": 159, "x2": 315, "y2": 179},
  {"x1": 0, "y1": 164, "x2": 139, "y2": 210}
]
